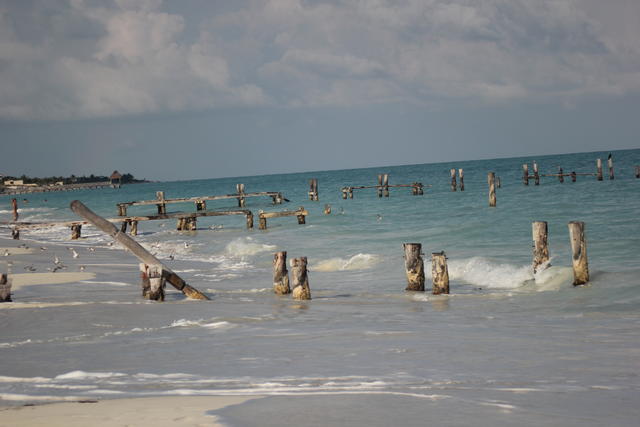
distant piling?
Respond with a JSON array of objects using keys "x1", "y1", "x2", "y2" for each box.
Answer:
[
  {"x1": 488, "y1": 172, "x2": 497, "y2": 207},
  {"x1": 273, "y1": 251, "x2": 290, "y2": 295},
  {"x1": 403, "y1": 243, "x2": 425, "y2": 291},
  {"x1": 522, "y1": 164, "x2": 529, "y2": 185},
  {"x1": 291, "y1": 257, "x2": 311, "y2": 300},
  {"x1": 237, "y1": 184, "x2": 246, "y2": 207},
  {"x1": 431, "y1": 251, "x2": 450, "y2": 295},
  {"x1": 608, "y1": 155, "x2": 614, "y2": 180},
  {"x1": 459, "y1": 169, "x2": 464, "y2": 191},
  {"x1": 558, "y1": 167, "x2": 564, "y2": 183},
  {"x1": 568, "y1": 221, "x2": 589, "y2": 286},
  {"x1": 533, "y1": 161, "x2": 540, "y2": 185},
  {"x1": 0, "y1": 274, "x2": 12, "y2": 302},
  {"x1": 70, "y1": 224, "x2": 82, "y2": 240},
  {"x1": 635, "y1": 165, "x2": 640, "y2": 178},
  {"x1": 11, "y1": 198, "x2": 18, "y2": 221},
  {"x1": 532, "y1": 221, "x2": 550, "y2": 274},
  {"x1": 450, "y1": 169, "x2": 457, "y2": 191},
  {"x1": 156, "y1": 191, "x2": 166, "y2": 214},
  {"x1": 571, "y1": 171, "x2": 577, "y2": 182},
  {"x1": 309, "y1": 179, "x2": 319, "y2": 201},
  {"x1": 596, "y1": 159, "x2": 603, "y2": 181}
]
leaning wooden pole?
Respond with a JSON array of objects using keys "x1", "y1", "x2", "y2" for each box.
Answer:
[
  {"x1": 273, "y1": 251, "x2": 290, "y2": 295},
  {"x1": 403, "y1": 243, "x2": 425, "y2": 291},
  {"x1": 431, "y1": 251, "x2": 449, "y2": 295},
  {"x1": 70, "y1": 200, "x2": 209, "y2": 300},
  {"x1": 532, "y1": 221, "x2": 550, "y2": 274},
  {"x1": 488, "y1": 172, "x2": 497, "y2": 207},
  {"x1": 568, "y1": 221, "x2": 589, "y2": 286}
]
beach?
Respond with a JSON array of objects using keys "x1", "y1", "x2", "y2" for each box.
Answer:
[{"x1": 1, "y1": 149, "x2": 639, "y2": 426}]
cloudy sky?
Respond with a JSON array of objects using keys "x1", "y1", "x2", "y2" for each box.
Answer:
[{"x1": 1, "y1": 0, "x2": 639, "y2": 180}]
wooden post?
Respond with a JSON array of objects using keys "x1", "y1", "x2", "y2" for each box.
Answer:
[
  {"x1": 291, "y1": 257, "x2": 311, "y2": 300},
  {"x1": 608, "y1": 155, "x2": 614, "y2": 180},
  {"x1": 156, "y1": 191, "x2": 166, "y2": 214},
  {"x1": 558, "y1": 167, "x2": 564, "y2": 183},
  {"x1": 71, "y1": 224, "x2": 82, "y2": 240},
  {"x1": 342, "y1": 188, "x2": 348, "y2": 199},
  {"x1": 309, "y1": 179, "x2": 319, "y2": 201},
  {"x1": 635, "y1": 166, "x2": 640, "y2": 178},
  {"x1": 11, "y1": 228, "x2": 19, "y2": 240},
  {"x1": 488, "y1": 172, "x2": 497, "y2": 207},
  {"x1": 259, "y1": 211, "x2": 267, "y2": 230},
  {"x1": 273, "y1": 251, "x2": 290, "y2": 295},
  {"x1": 431, "y1": 251, "x2": 449, "y2": 295},
  {"x1": 324, "y1": 204, "x2": 331, "y2": 215},
  {"x1": 117, "y1": 204, "x2": 127, "y2": 216},
  {"x1": 533, "y1": 161, "x2": 540, "y2": 185},
  {"x1": 348, "y1": 187, "x2": 353, "y2": 199},
  {"x1": 403, "y1": 243, "x2": 425, "y2": 291},
  {"x1": 274, "y1": 193, "x2": 283, "y2": 204},
  {"x1": 139, "y1": 263, "x2": 150, "y2": 298},
  {"x1": 176, "y1": 217, "x2": 185, "y2": 231},
  {"x1": 522, "y1": 164, "x2": 529, "y2": 185},
  {"x1": 11, "y1": 198, "x2": 18, "y2": 221},
  {"x1": 459, "y1": 169, "x2": 464, "y2": 191},
  {"x1": 195, "y1": 200, "x2": 206, "y2": 211},
  {"x1": 70, "y1": 200, "x2": 209, "y2": 300},
  {"x1": 412, "y1": 182, "x2": 419, "y2": 195},
  {"x1": 571, "y1": 171, "x2": 577, "y2": 182},
  {"x1": 246, "y1": 212, "x2": 254, "y2": 229},
  {"x1": 237, "y1": 184, "x2": 245, "y2": 207},
  {"x1": 147, "y1": 264, "x2": 165, "y2": 301},
  {"x1": 130, "y1": 220, "x2": 138, "y2": 236},
  {"x1": 377, "y1": 174, "x2": 383, "y2": 197},
  {"x1": 0, "y1": 274, "x2": 12, "y2": 302},
  {"x1": 596, "y1": 159, "x2": 603, "y2": 181},
  {"x1": 120, "y1": 220, "x2": 128, "y2": 233},
  {"x1": 383, "y1": 174, "x2": 389, "y2": 197},
  {"x1": 568, "y1": 221, "x2": 589, "y2": 286},
  {"x1": 532, "y1": 221, "x2": 550, "y2": 274},
  {"x1": 450, "y1": 169, "x2": 457, "y2": 191}
]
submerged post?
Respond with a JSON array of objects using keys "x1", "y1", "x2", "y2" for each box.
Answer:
[
  {"x1": 156, "y1": 191, "x2": 166, "y2": 214},
  {"x1": 568, "y1": 221, "x2": 589, "y2": 286},
  {"x1": 459, "y1": 168, "x2": 464, "y2": 191},
  {"x1": 246, "y1": 212, "x2": 254, "y2": 229},
  {"x1": 273, "y1": 251, "x2": 290, "y2": 295},
  {"x1": 608, "y1": 155, "x2": 614, "y2": 180},
  {"x1": 532, "y1": 221, "x2": 550, "y2": 274},
  {"x1": 403, "y1": 243, "x2": 425, "y2": 292},
  {"x1": 11, "y1": 228, "x2": 19, "y2": 240},
  {"x1": 450, "y1": 169, "x2": 457, "y2": 191},
  {"x1": 522, "y1": 164, "x2": 529, "y2": 185},
  {"x1": 488, "y1": 172, "x2": 497, "y2": 207},
  {"x1": 596, "y1": 159, "x2": 603, "y2": 181},
  {"x1": 0, "y1": 274, "x2": 12, "y2": 302},
  {"x1": 558, "y1": 167, "x2": 564, "y2": 183},
  {"x1": 195, "y1": 200, "x2": 206, "y2": 211},
  {"x1": 70, "y1": 200, "x2": 209, "y2": 300},
  {"x1": 431, "y1": 251, "x2": 450, "y2": 295},
  {"x1": 70, "y1": 224, "x2": 82, "y2": 240},
  {"x1": 342, "y1": 188, "x2": 348, "y2": 199},
  {"x1": 140, "y1": 263, "x2": 165, "y2": 301},
  {"x1": 291, "y1": 257, "x2": 311, "y2": 300}
]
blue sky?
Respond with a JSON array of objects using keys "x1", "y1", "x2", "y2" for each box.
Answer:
[{"x1": 1, "y1": 0, "x2": 639, "y2": 180}]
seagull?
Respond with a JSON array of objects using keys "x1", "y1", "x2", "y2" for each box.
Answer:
[
  {"x1": 79, "y1": 265, "x2": 86, "y2": 271},
  {"x1": 184, "y1": 242, "x2": 190, "y2": 249},
  {"x1": 71, "y1": 249, "x2": 79, "y2": 259},
  {"x1": 24, "y1": 265, "x2": 36, "y2": 272},
  {"x1": 54, "y1": 254, "x2": 61, "y2": 265},
  {"x1": 376, "y1": 214, "x2": 383, "y2": 222},
  {"x1": 168, "y1": 253, "x2": 175, "y2": 261},
  {"x1": 88, "y1": 247, "x2": 95, "y2": 252},
  {"x1": 107, "y1": 242, "x2": 113, "y2": 246},
  {"x1": 39, "y1": 247, "x2": 47, "y2": 251},
  {"x1": 3, "y1": 250, "x2": 9, "y2": 257}
]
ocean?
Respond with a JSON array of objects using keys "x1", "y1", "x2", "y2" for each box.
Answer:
[{"x1": 1, "y1": 149, "x2": 639, "y2": 426}]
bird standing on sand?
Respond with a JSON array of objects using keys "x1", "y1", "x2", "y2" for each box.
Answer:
[
  {"x1": 3, "y1": 250, "x2": 9, "y2": 257},
  {"x1": 54, "y1": 254, "x2": 61, "y2": 265},
  {"x1": 88, "y1": 247, "x2": 95, "y2": 252},
  {"x1": 71, "y1": 249, "x2": 79, "y2": 259},
  {"x1": 40, "y1": 247, "x2": 47, "y2": 251}
]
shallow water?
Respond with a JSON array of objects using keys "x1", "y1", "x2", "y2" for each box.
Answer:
[{"x1": 1, "y1": 149, "x2": 639, "y2": 425}]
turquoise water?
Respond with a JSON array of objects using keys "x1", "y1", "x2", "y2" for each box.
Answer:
[{"x1": 1, "y1": 149, "x2": 639, "y2": 425}]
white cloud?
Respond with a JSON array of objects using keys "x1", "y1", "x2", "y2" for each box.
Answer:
[{"x1": 0, "y1": 0, "x2": 639, "y2": 120}]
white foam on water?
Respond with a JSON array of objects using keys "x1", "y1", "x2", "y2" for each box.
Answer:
[
  {"x1": 0, "y1": 375, "x2": 51, "y2": 383},
  {"x1": 167, "y1": 319, "x2": 234, "y2": 330},
  {"x1": 54, "y1": 371, "x2": 127, "y2": 381},
  {"x1": 0, "y1": 393, "x2": 84, "y2": 402},
  {"x1": 80, "y1": 280, "x2": 131, "y2": 287},
  {"x1": 224, "y1": 237, "x2": 277, "y2": 257},
  {"x1": 533, "y1": 265, "x2": 574, "y2": 291},
  {"x1": 448, "y1": 257, "x2": 533, "y2": 289},
  {"x1": 312, "y1": 253, "x2": 380, "y2": 272}
]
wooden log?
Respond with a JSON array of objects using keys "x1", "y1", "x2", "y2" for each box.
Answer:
[
  {"x1": 450, "y1": 169, "x2": 457, "y2": 191},
  {"x1": 324, "y1": 204, "x2": 331, "y2": 215},
  {"x1": 237, "y1": 184, "x2": 245, "y2": 207},
  {"x1": 290, "y1": 257, "x2": 311, "y2": 300},
  {"x1": 11, "y1": 198, "x2": 18, "y2": 221},
  {"x1": 431, "y1": 251, "x2": 449, "y2": 295},
  {"x1": 403, "y1": 243, "x2": 425, "y2": 291},
  {"x1": 383, "y1": 174, "x2": 389, "y2": 197},
  {"x1": 70, "y1": 224, "x2": 82, "y2": 240},
  {"x1": 533, "y1": 161, "x2": 540, "y2": 185},
  {"x1": 558, "y1": 167, "x2": 564, "y2": 183},
  {"x1": 130, "y1": 220, "x2": 138, "y2": 236},
  {"x1": 117, "y1": 204, "x2": 127, "y2": 216},
  {"x1": 273, "y1": 251, "x2": 290, "y2": 295},
  {"x1": 532, "y1": 221, "x2": 550, "y2": 274},
  {"x1": 156, "y1": 191, "x2": 166, "y2": 214},
  {"x1": 70, "y1": 200, "x2": 209, "y2": 300},
  {"x1": 459, "y1": 169, "x2": 464, "y2": 191},
  {"x1": 608, "y1": 155, "x2": 614, "y2": 180},
  {"x1": 568, "y1": 221, "x2": 589, "y2": 286},
  {"x1": 596, "y1": 159, "x2": 603, "y2": 181},
  {"x1": 571, "y1": 171, "x2": 577, "y2": 182},
  {"x1": 0, "y1": 273, "x2": 12, "y2": 302},
  {"x1": 523, "y1": 164, "x2": 529, "y2": 185},
  {"x1": 488, "y1": 172, "x2": 497, "y2": 207}
]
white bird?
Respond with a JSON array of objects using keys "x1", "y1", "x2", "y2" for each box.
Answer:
[
  {"x1": 71, "y1": 249, "x2": 79, "y2": 259},
  {"x1": 3, "y1": 250, "x2": 9, "y2": 257},
  {"x1": 88, "y1": 247, "x2": 95, "y2": 252},
  {"x1": 107, "y1": 242, "x2": 113, "y2": 246},
  {"x1": 54, "y1": 254, "x2": 61, "y2": 265},
  {"x1": 184, "y1": 242, "x2": 190, "y2": 249},
  {"x1": 79, "y1": 265, "x2": 86, "y2": 271},
  {"x1": 376, "y1": 214, "x2": 383, "y2": 222},
  {"x1": 24, "y1": 265, "x2": 36, "y2": 272},
  {"x1": 40, "y1": 246, "x2": 47, "y2": 251}
]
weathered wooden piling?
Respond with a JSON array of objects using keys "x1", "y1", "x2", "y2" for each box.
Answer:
[
  {"x1": 11, "y1": 198, "x2": 18, "y2": 221},
  {"x1": 140, "y1": 263, "x2": 150, "y2": 297},
  {"x1": 324, "y1": 204, "x2": 331, "y2": 215},
  {"x1": 571, "y1": 171, "x2": 577, "y2": 182},
  {"x1": 636, "y1": 165, "x2": 640, "y2": 178},
  {"x1": 11, "y1": 228, "x2": 19, "y2": 240},
  {"x1": 139, "y1": 263, "x2": 165, "y2": 301},
  {"x1": 273, "y1": 251, "x2": 290, "y2": 295},
  {"x1": 403, "y1": 243, "x2": 425, "y2": 291},
  {"x1": 568, "y1": 221, "x2": 589, "y2": 286},
  {"x1": 342, "y1": 188, "x2": 348, "y2": 199},
  {"x1": 558, "y1": 167, "x2": 564, "y2": 183},
  {"x1": 488, "y1": 172, "x2": 497, "y2": 207},
  {"x1": 291, "y1": 257, "x2": 311, "y2": 300},
  {"x1": 70, "y1": 224, "x2": 82, "y2": 240},
  {"x1": 195, "y1": 200, "x2": 206, "y2": 211},
  {"x1": 431, "y1": 251, "x2": 449, "y2": 295},
  {"x1": 532, "y1": 221, "x2": 550, "y2": 274},
  {"x1": 309, "y1": 179, "x2": 319, "y2": 201},
  {"x1": 156, "y1": 191, "x2": 166, "y2": 214},
  {"x1": 117, "y1": 204, "x2": 127, "y2": 216},
  {"x1": 596, "y1": 159, "x2": 603, "y2": 181},
  {"x1": 120, "y1": 220, "x2": 128, "y2": 233},
  {"x1": 130, "y1": 220, "x2": 138, "y2": 236},
  {"x1": 377, "y1": 174, "x2": 383, "y2": 197},
  {"x1": 450, "y1": 169, "x2": 457, "y2": 191},
  {"x1": 459, "y1": 169, "x2": 464, "y2": 191},
  {"x1": 0, "y1": 274, "x2": 12, "y2": 302},
  {"x1": 608, "y1": 155, "x2": 614, "y2": 180},
  {"x1": 533, "y1": 161, "x2": 540, "y2": 185},
  {"x1": 523, "y1": 164, "x2": 529, "y2": 185},
  {"x1": 237, "y1": 184, "x2": 246, "y2": 207},
  {"x1": 70, "y1": 200, "x2": 209, "y2": 300},
  {"x1": 412, "y1": 182, "x2": 424, "y2": 195}
]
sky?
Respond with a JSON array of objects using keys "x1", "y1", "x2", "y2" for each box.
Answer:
[{"x1": 0, "y1": 0, "x2": 639, "y2": 181}]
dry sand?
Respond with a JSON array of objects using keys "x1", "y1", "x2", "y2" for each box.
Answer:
[{"x1": 0, "y1": 396, "x2": 260, "y2": 427}]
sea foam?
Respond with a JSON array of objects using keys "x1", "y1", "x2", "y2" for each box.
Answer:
[{"x1": 312, "y1": 253, "x2": 380, "y2": 272}]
